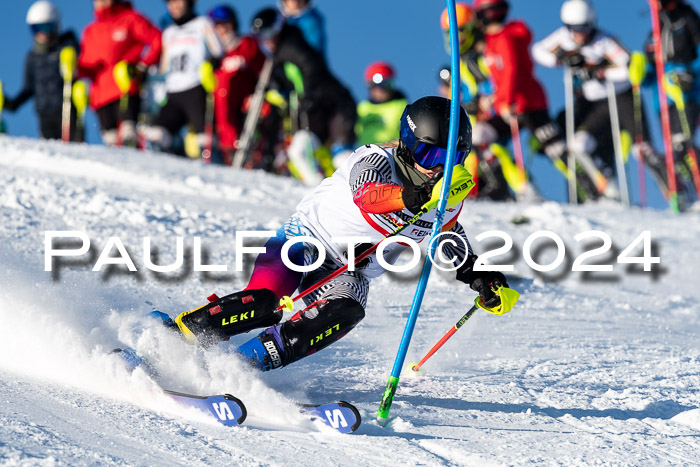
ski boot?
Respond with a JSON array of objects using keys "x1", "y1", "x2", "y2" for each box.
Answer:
[
  {"x1": 237, "y1": 298, "x2": 365, "y2": 371},
  {"x1": 174, "y1": 289, "x2": 282, "y2": 346}
]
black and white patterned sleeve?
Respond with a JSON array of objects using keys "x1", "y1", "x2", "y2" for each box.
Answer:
[
  {"x1": 348, "y1": 152, "x2": 394, "y2": 195},
  {"x1": 439, "y1": 222, "x2": 474, "y2": 267}
]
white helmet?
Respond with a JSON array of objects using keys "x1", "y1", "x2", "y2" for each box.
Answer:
[
  {"x1": 26, "y1": 1, "x2": 60, "y2": 25},
  {"x1": 560, "y1": 0, "x2": 596, "y2": 29}
]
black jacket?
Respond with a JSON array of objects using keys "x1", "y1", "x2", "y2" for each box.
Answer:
[
  {"x1": 273, "y1": 24, "x2": 354, "y2": 106},
  {"x1": 5, "y1": 31, "x2": 79, "y2": 115}
]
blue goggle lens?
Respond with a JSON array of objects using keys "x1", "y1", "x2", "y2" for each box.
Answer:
[
  {"x1": 30, "y1": 22, "x2": 58, "y2": 34},
  {"x1": 413, "y1": 141, "x2": 467, "y2": 169}
]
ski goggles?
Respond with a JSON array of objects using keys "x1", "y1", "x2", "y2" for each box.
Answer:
[
  {"x1": 566, "y1": 24, "x2": 594, "y2": 34},
  {"x1": 30, "y1": 22, "x2": 58, "y2": 35},
  {"x1": 411, "y1": 141, "x2": 468, "y2": 169}
]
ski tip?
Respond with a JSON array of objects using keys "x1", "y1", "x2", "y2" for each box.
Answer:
[
  {"x1": 336, "y1": 401, "x2": 362, "y2": 433},
  {"x1": 223, "y1": 394, "x2": 247, "y2": 426},
  {"x1": 301, "y1": 401, "x2": 362, "y2": 433}
]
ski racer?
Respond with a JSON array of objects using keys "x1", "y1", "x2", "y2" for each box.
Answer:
[
  {"x1": 643, "y1": 0, "x2": 700, "y2": 198},
  {"x1": 473, "y1": 0, "x2": 604, "y2": 201},
  {"x1": 207, "y1": 5, "x2": 266, "y2": 165},
  {"x1": 355, "y1": 61, "x2": 407, "y2": 145},
  {"x1": 278, "y1": 0, "x2": 326, "y2": 57},
  {"x1": 2, "y1": 1, "x2": 80, "y2": 141},
  {"x1": 170, "y1": 96, "x2": 509, "y2": 371},
  {"x1": 145, "y1": 0, "x2": 224, "y2": 157},
  {"x1": 532, "y1": 0, "x2": 674, "y2": 197},
  {"x1": 251, "y1": 8, "x2": 357, "y2": 184},
  {"x1": 78, "y1": 0, "x2": 161, "y2": 147}
]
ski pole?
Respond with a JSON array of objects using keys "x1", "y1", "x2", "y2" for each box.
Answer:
[
  {"x1": 276, "y1": 204, "x2": 432, "y2": 313},
  {"x1": 629, "y1": 51, "x2": 647, "y2": 207},
  {"x1": 59, "y1": 46, "x2": 76, "y2": 143},
  {"x1": 564, "y1": 66, "x2": 578, "y2": 204},
  {"x1": 664, "y1": 73, "x2": 700, "y2": 199},
  {"x1": 72, "y1": 80, "x2": 89, "y2": 143},
  {"x1": 199, "y1": 62, "x2": 216, "y2": 163},
  {"x1": 606, "y1": 80, "x2": 630, "y2": 205},
  {"x1": 410, "y1": 286, "x2": 520, "y2": 372},
  {"x1": 508, "y1": 114, "x2": 527, "y2": 184},
  {"x1": 648, "y1": 0, "x2": 680, "y2": 213},
  {"x1": 113, "y1": 61, "x2": 133, "y2": 148},
  {"x1": 377, "y1": 0, "x2": 461, "y2": 426},
  {"x1": 411, "y1": 304, "x2": 478, "y2": 372},
  {"x1": 233, "y1": 58, "x2": 273, "y2": 168}
]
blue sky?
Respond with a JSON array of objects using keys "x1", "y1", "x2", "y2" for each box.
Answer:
[{"x1": 1, "y1": 0, "x2": 696, "y2": 208}]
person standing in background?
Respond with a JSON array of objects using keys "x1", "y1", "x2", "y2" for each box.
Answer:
[
  {"x1": 145, "y1": 0, "x2": 224, "y2": 157},
  {"x1": 355, "y1": 61, "x2": 407, "y2": 146},
  {"x1": 78, "y1": 0, "x2": 161, "y2": 147},
  {"x1": 278, "y1": 0, "x2": 326, "y2": 57},
  {"x1": 2, "y1": 1, "x2": 80, "y2": 141},
  {"x1": 208, "y1": 5, "x2": 266, "y2": 165}
]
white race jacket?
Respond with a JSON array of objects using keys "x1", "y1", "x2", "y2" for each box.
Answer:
[
  {"x1": 161, "y1": 16, "x2": 224, "y2": 94},
  {"x1": 532, "y1": 27, "x2": 631, "y2": 101},
  {"x1": 295, "y1": 144, "x2": 471, "y2": 278}
]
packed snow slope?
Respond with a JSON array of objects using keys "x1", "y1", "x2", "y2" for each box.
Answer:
[{"x1": 1, "y1": 136, "x2": 699, "y2": 466}]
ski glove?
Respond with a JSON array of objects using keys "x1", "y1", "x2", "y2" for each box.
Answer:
[
  {"x1": 401, "y1": 176, "x2": 440, "y2": 214},
  {"x1": 456, "y1": 255, "x2": 509, "y2": 308},
  {"x1": 423, "y1": 164, "x2": 474, "y2": 211}
]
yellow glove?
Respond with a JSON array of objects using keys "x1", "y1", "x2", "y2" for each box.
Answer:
[
  {"x1": 628, "y1": 51, "x2": 647, "y2": 88},
  {"x1": 423, "y1": 164, "x2": 475, "y2": 210},
  {"x1": 113, "y1": 61, "x2": 132, "y2": 95}
]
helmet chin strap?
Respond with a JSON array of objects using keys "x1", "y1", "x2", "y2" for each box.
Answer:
[{"x1": 393, "y1": 143, "x2": 431, "y2": 187}]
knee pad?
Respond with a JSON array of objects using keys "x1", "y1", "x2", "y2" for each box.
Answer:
[
  {"x1": 174, "y1": 289, "x2": 282, "y2": 345},
  {"x1": 280, "y1": 298, "x2": 365, "y2": 366}
]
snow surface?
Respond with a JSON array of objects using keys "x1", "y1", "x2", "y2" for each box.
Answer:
[{"x1": 1, "y1": 135, "x2": 699, "y2": 466}]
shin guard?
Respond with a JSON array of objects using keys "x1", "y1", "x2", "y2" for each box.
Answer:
[
  {"x1": 175, "y1": 289, "x2": 282, "y2": 345},
  {"x1": 237, "y1": 298, "x2": 365, "y2": 371}
]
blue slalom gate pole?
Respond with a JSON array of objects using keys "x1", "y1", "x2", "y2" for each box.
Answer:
[{"x1": 376, "y1": 0, "x2": 462, "y2": 425}]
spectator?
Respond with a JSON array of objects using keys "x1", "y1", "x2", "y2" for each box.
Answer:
[
  {"x1": 278, "y1": 0, "x2": 326, "y2": 57},
  {"x1": 78, "y1": 0, "x2": 161, "y2": 147},
  {"x1": 146, "y1": 0, "x2": 224, "y2": 157},
  {"x1": 533, "y1": 0, "x2": 673, "y2": 198},
  {"x1": 251, "y1": 8, "x2": 356, "y2": 184},
  {"x1": 3, "y1": 1, "x2": 80, "y2": 141},
  {"x1": 356, "y1": 61, "x2": 407, "y2": 145},
  {"x1": 207, "y1": 5, "x2": 266, "y2": 165}
]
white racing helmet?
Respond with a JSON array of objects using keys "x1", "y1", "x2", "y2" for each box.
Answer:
[{"x1": 560, "y1": 0, "x2": 596, "y2": 32}]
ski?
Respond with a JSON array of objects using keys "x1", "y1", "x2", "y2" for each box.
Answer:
[
  {"x1": 301, "y1": 401, "x2": 362, "y2": 434},
  {"x1": 164, "y1": 390, "x2": 247, "y2": 427},
  {"x1": 113, "y1": 347, "x2": 361, "y2": 433}
]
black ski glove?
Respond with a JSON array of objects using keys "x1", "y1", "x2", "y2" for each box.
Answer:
[
  {"x1": 556, "y1": 50, "x2": 585, "y2": 69},
  {"x1": 456, "y1": 254, "x2": 509, "y2": 308},
  {"x1": 401, "y1": 175, "x2": 441, "y2": 214},
  {"x1": 3, "y1": 96, "x2": 18, "y2": 112}
]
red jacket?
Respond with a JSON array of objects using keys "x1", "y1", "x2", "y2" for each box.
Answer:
[
  {"x1": 483, "y1": 20, "x2": 548, "y2": 115},
  {"x1": 78, "y1": 2, "x2": 161, "y2": 110},
  {"x1": 214, "y1": 36, "x2": 266, "y2": 150}
]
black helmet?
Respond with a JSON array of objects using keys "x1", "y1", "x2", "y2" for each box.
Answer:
[
  {"x1": 398, "y1": 96, "x2": 472, "y2": 170},
  {"x1": 251, "y1": 7, "x2": 282, "y2": 38}
]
